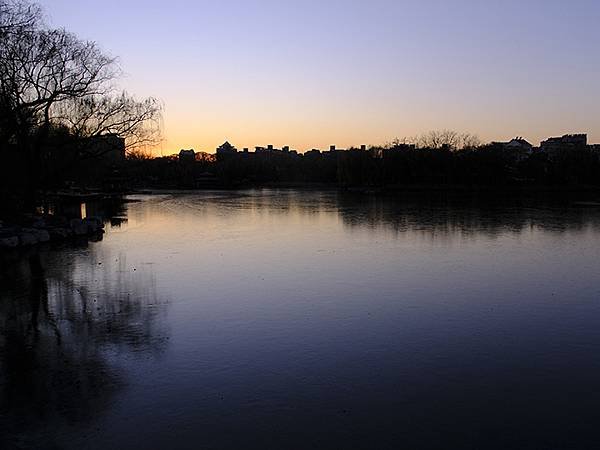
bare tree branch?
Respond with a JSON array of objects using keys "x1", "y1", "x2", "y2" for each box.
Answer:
[{"x1": 1, "y1": 0, "x2": 161, "y2": 159}]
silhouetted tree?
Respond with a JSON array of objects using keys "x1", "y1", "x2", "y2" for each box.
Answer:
[
  {"x1": 0, "y1": 0, "x2": 161, "y2": 208},
  {"x1": 417, "y1": 130, "x2": 461, "y2": 150},
  {"x1": 127, "y1": 147, "x2": 154, "y2": 161},
  {"x1": 57, "y1": 93, "x2": 162, "y2": 155}
]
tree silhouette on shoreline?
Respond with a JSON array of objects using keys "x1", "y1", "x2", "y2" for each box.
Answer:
[{"x1": 0, "y1": 0, "x2": 162, "y2": 209}]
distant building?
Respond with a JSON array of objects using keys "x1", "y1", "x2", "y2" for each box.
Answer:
[
  {"x1": 304, "y1": 149, "x2": 321, "y2": 157},
  {"x1": 255, "y1": 145, "x2": 285, "y2": 156},
  {"x1": 505, "y1": 137, "x2": 533, "y2": 151},
  {"x1": 541, "y1": 134, "x2": 587, "y2": 154},
  {"x1": 324, "y1": 145, "x2": 344, "y2": 158},
  {"x1": 216, "y1": 141, "x2": 238, "y2": 161},
  {"x1": 382, "y1": 143, "x2": 416, "y2": 159},
  {"x1": 490, "y1": 137, "x2": 534, "y2": 162},
  {"x1": 386, "y1": 143, "x2": 416, "y2": 151},
  {"x1": 178, "y1": 148, "x2": 196, "y2": 163}
]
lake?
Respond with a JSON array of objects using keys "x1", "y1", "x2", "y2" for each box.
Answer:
[{"x1": 2, "y1": 190, "x2": 600, "y2": 449}]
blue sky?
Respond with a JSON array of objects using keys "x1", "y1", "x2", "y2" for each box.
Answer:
[{"x1": 39, "y1": 0, "x2": 600, "y2": 153}]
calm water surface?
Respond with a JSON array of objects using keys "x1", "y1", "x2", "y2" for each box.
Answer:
[{"x1": 2, "y1": 190, "x2": 600, "y2": 449}]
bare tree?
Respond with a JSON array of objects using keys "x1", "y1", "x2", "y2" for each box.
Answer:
[
  {"x1": 1, "y1": 26, "x2": 118, "y2": 140},
  {"x1": 417, "y1": 130, "x2": 461, "y2": 150},
  {"x1": 0, "y1": 0, "x2": 162, "y2": 205},
  {"x1": 387, "y1": 136, "x2": 414, "y2": 148},
  {"x1": 0, "y1": 0, "x2": 41, "y2": 140},
  {"x1": 459, "y1": 133, "x2": 481, "y2": 150},
  {"x1": 127, "y1": 147, "x2": 154, "y2": 160},
  {"x1": 0, "y1": 0, "x2": 40, "y2": 34},
  {"x1": 55, "y1": 92, "x2": 162, "y2": 156},
  {"x1": 415, "y1": 130, "x2": 481, "y2": 150},
  {"x1": 1, "y1": 0, "x2": 162, "y2": 149}
]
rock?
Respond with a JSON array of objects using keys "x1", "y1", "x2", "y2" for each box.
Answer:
[
  {"x1": 89, "y1": 233, "x2": 104, "y2": 242},
  {"x1": 36, "y1": 229, "x2": 50, "y2": 242},
  {"x1": 18, "y1": 232, "x2": 38, "y2": 246},
  {"x1": 69, "y1": 219, "x2": 88, "y2": 236},
  {"x1": 49, "y1": 227, "x2": 71, "y2": 239},
  {"x1": 0, "y1": 236, "x2": 19, "y2": 248},
  {"x1": 23, "y1": 228, "x2": 50, "y2": 243},
  {"x1": 83, "y1": 218, "x2": 98, "y2": 233},
  {"x1": 48, "y1": 216, "x2": 69, "y2": 227},
  {"x1": 0, "y1": 215, "x2": 103, "y2": 249},
  {"x1": 32, "y1": 218, "x2": 47, "y2": 229},
  {"x1": 84, "y1": 217, "x2": 104, "y2": 232}
]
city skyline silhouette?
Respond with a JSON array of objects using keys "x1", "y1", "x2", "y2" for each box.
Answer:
[{"x1": 38, "y1": 0, "x2": 600, "y2": 154}]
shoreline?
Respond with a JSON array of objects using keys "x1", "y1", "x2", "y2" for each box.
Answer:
[
  {"x1": 3, "y1": 184, "x2": 600, "y2": 251},
  {"x1": 0, "y1": 215, "x2": 105, "y2": 250}
]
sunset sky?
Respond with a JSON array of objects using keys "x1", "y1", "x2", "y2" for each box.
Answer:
[{"x1": 39, "y1": 0, "x2": 600, "y2": 155}]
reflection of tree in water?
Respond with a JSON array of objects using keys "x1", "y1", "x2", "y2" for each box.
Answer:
[
  {"x1": 0, "y1": 243, "x2": 168, "y2": 448},
  {"x1": 156, "y1": 190, "x2": 600, "y2": 238},
  {"x1": 336, "y1": 193, "x2": 600, "y2": 238}
]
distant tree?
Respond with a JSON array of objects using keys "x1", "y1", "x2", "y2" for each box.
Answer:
[
  {"x1": 412, "y1": 130, "x2": 482, "y2": 151},
  {"x1": 459, "y1": 133, "x2": 481, "y2": 150},
  {"x1": 417, "y1": 130, "x2": 461, "y2": 150},
  {"x1": 127, "y1": 147, "x2": 154, "y2": 161},
  {"x1": 387, "y1": 137, "x2": 413, "y2": 147},
  {"x1": 195, "y1": 152, "x2": 216, "y2": 163},
  {"x1": 387, "y1": 131, "x2": 481, "y2": 151}
]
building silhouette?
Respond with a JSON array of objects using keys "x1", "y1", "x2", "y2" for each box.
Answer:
[
  {"x1": 216, "y1": 141, "x2": 238, "y2": 161},
  {"x1": 178, "y1": 149, "x2": 196, "y2": 163}
]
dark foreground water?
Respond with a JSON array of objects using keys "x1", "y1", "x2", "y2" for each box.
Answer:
[{"x1": 2, "y1": 190, "x2": 600, "y2": 449}]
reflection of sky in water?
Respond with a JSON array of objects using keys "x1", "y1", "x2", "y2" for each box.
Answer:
[{"x1": 2, "y1": 190, "x2": 600, "y2": 449}]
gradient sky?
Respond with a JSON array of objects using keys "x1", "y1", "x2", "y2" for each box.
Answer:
[{"x1": 39, "y1": 0, "x2": 600, "y2": 154}]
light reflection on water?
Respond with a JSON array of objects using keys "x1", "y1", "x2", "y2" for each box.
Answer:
[{"x1": 2, "y1": 190, "x2": 600, "y2": 449}]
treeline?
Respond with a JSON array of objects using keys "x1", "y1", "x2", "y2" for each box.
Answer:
[
  {"x1": 119, "y1": 139, "x2": 600, "y2": 191},
  {"x1": 339, "y1": 143, "x2": 600, "y2": 188},
  {"x1": 120, "y1": 152, "x2": 339, "y2": 189}
]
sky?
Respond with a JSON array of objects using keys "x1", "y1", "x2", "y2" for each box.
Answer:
[{"x1": 39, "y1": 0, "x2": 600, "y2": 155}]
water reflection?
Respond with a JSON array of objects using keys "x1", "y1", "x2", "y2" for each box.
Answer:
[
  {"x1": 150, "y1": 189, "x2": 600, "y2": 237},
  {"x1": 2, "y1": 190, "x2": 600, "y2": 449},
  {"x1": 336, "y1": 193, "x2": 600, "y2": 237},
  {"x1": 0, "y1": 215, "x2": 167, "y2": 448}
]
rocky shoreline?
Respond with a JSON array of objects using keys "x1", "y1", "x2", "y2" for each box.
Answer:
[{"x1": 0, "y1": 215, "x2": 104, "y2": 249}]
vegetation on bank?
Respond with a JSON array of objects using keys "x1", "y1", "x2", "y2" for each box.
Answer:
[
  {"x1": 0, "y1": 0, "x2": 161, "y2": 214},
  {"x1": 112, "y1": 133, "x2": 600, "y2": 192}
]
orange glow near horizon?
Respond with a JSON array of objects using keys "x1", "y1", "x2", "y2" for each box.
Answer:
[
  {"x1": 41, "y1": 1, "x2": 600, "y2": 158},
  {"x1": 149, "y1": 118, "x2": 598, "y2": 158}
]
